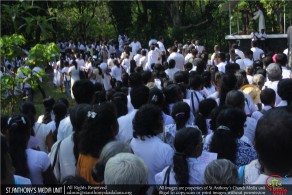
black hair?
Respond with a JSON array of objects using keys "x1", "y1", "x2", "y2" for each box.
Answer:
[
  {"x1": 173, "y1": 71, "x2": 189, "y2": 86},
  {"x1": 72, "y1": 79, "x2": 95, "y2": 104},
  {"x1": 209, "y1": 108, "x2": 246, "y2": 163},
  {"x1": 70, "y1": 104, "x2": 92, "y2": 162},
  {"x1": 189, "y1": 72, "x2": 204, "y2": 90},
  {"x1": 276, "y1": 53, "x2": 287, "y2": 66},
  {"x1": 53, "y1": 101, "x2": 67, "y2": 139},
  {"x1": 133, "y1": 104, "x2": 163, "y2": 140},
  {"x1": 111, "y1": 92, "x2": 128, "y2": 117},
  {"x1": 277, "y1": 79, "x2": 292, "y2": 106},
  {"x1": 195, "y1": 98, "x2": 218, "y2": 136},
  {"x1": 225, "y1": 63, "x2": 240, "y2": 75},
  {"x1": 184, "y1": 62, "x2": 193, "y2": 72},
  {"x1": 130, "y1": 60, "x2": 137, "y2": 74},
  {"x1": 202, "y1": 71, "x2": 212, "y2": 88},
  {"x1": 217, "y1": 52, "x2": 226, "y2": 62},
  {"x1": 148, "y1": 87, "x2": 164, "y2": 107},
  {"x1": 130, "y1": 85, "x2": 150, "y2": 109},
  {"x1": 173, "y1": 127, "x2": 202, "y2": 186},
  {"x1": 169, "y1": 59, "x2": 176, "y2": 69},
  {"x1": 260, "y1": 88, "x2": 276, "y2": 106},
  {"x1": 253, "y1": 60, "x2": 263, "y2": 71},
  {"x1": 78, "y1": 102, "x2": 118, "y2": 158},
  {"x1": 255, "y1": 107, "x2": 292, "y2": 175},
  {"x1": 7, "y1": 114, "x2": 31, "y2": 178},
  {"x1": 42, "y1": 97, "x2": 55, "y2": 124},
  {"x1": 219, "y1": 73, "x2": 237, "y2": 106},
  {"x1": 262, "y1": 56, "x2": 273, "y2": 68},
  {"x1": 57, "y1": 98, "x2": 69, "y2": 109},
  {"x1": 1, "y1": 115, "x2": 9, "y2": 135},
  {"x1": 225, "y1": 90, "x2": 245, "y2": 109},
  {"x1": 72, "y1": 60, "x2": 78, "y2": 69},
  {"x1": 129, "y1": 72, "x2": 143, "y2": 87},
  {"x1": 19, "y1": 102, "x2": 36, "y2": 132},
  {"x1": 171, "y1": 102, "x2": 190, "y2": 130},
  {"x1": 163, "y1": 84, "x2": 183, "y2": 115}
]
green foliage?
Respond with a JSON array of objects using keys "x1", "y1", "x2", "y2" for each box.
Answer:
[
  {"x1": 0, "y1": 34, "x2": 26, "y2": 62},
  {"x1": 26, "y1": 43, "x2": 60, "y2": 68}
]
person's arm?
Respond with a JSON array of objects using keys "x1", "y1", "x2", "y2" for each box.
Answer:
[{"x1": 253, "y1": 10, "x2": 260, "y2": 20}]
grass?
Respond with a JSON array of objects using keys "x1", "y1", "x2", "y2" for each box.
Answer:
[{"x1": 3, "y1": 69, "x2": 76, "y2": 117}]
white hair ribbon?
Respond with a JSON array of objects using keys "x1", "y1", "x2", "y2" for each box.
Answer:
[{"x1": 87, "y1": 111, "x2": 97, "y2": 119}]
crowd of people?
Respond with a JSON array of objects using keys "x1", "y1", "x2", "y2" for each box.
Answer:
[{"x1": 1, "y1": 34, "x2": 292, "y2": 194}]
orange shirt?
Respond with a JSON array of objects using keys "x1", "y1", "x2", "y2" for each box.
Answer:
[{"x1": 76, "y1": 153, "x2": 99, "y2": 184}]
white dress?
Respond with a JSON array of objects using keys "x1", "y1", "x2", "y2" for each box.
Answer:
[{"x1": 68, "y1": 66, "x2": 80, "y2": 99}]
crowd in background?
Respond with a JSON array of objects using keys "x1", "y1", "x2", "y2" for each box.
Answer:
[{"x1": 1, "y1": 34, "x2": 292, "y2": 193}]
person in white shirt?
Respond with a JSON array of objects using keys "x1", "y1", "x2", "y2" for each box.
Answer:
[
  {"x1": 167, "y1": 46, "x2": 185, "y2": 70},
  {"x1": 195, "y1": 40, "x2": 205, "y2": 55},
  {"x1": 253, "y1": 4, "x2": 265, "y2": 33},
  {"x1": 253, "y1": 107, "x2": 292, "y2": 184},
  {"x1": 117, "y1": 86, "x2": 150, "y2": 142},
  {"x1": 263, "y1": 63, "x2": 282, "y2": 105},
  {"x1": 251, "y1": 88, "x2": 275, "y2": 121},
  {"x1": 259, "y1": 29, "x2": 267, "y2": 51},
  {"x1": 129, "y1": 38, "x2": 142, "y2": 56},
  {"x1": 186, "y1": 73, "x2": 206, "y2": 114},
  {"x1": 185, "y1": 46, "x2": 197, "y2": 64},
  {"x1": 139, "y1": 49, "x2": 148, "y2": 68},
  {"x1": 236, "y1": 50, "x2": 253, "y2": 70},
  {"x1": 277, "y1": 79, "x2": 292, "y2": 107},
  {"x1": 210, "y1": 45, "x2": 220, "y2": 66},
  {"x1": 61, "y1": 61, "x2": 71, "y2": 98},
  {"x1": 146, "y1": 45, "x2": 160, "y2": 71},
  {"x1": 251, "y1": 40, "x2": 264, "y2": 61},
  {"x1": 57, "y1": 79, "x2": 95, "y2": 141},
  {"x1": 157, "y1": 36, "x2": 166, "y2": 63},
  {"x1": 107, "y1": 53, "x2": 115, "y2": 70},
  {"x1": 165, "y1": 59, "x2": 180, "y2": 81},
  {"x1": 148, "y1": 37, "x2": 157, "y2": 47},
  {"x1": 156, "y1": 127, "x2": 209, "y2": 185},
  {"x1": 250, "y1": 28, "x2": 260, "y2": 42},
  {"x1": 232, "y1": 44, "x2": 245, "y2": 59},
  {"x1": 130, "y1": 104, "x2": 174, "y2": 184},
  {"x1": 276, "y1": 53, "x2": 291, "y2": 79},
  {"x1": 216, "y1": 52, "x2": 227, "y2": 73},
  {"x1": 133, "y1": 49, "x2": 142, "y2": 66},
  {"x1": 111, "y1": 59, "x2": 123, "y2": 82}
]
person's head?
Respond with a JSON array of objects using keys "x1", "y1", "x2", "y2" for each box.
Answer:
[
  {"x1": 209, "y1": 107, "x2": 246, "y2": 163},
  {"x1": 42, "y1": 97, "x2": 55, "y2": 124},
  {"x1": 104, "y1": 153, "x2": 148, "y2": 194},
  {"x1": 110, "y1": 92, "x2": 128, "y2": 117},
  {"x1": 225, "y1": 90, "x2": 245, "y2": 110},
  {"x1": 7, "y1": 114, "x2": 31, "y2": 178},
  {"x1": 19, "y1": 102, "x2": 36, "y2": 130},
  {"x1": 53, "y1": 101, "x2": 67, "y2": 132},
  {"x1": 189, "y1": 72, "x2": 204, "y2": 90},
  {"x1": 129, "y1": 72, "x2": 143, "y2": 87},
  {"x1": 266, "y1": 63, "x2": 282, "y2": 81},
  {"x1": 262, "y1": 56, "x2": 273, "y2": 68},
  {"x1": 163, "y1": 84, "x2": 183, "y2": 114},
  {"x1": 195, "y1": 98, "x2": 218, "y2": 136},
  {"x1": 216, "y1": 52, "x2": 226, "y2": 63},
  {"x1": 168, "y1": 59, "x2": 176, "y2": 69},
  {"x1": 276, "y1": 53, "x2": 288, "y2": 67},
  {"x1": 251, "y1": 40, "x2": 258, "y2": 48},
  {"x1": 130, "y1": 85, "x2": 149, "y2": 109},
  {"x1": 173, "y1": 127, "x2": 203, "y2": 185},
  {"x1": 92, "y1": 141, "x2": 133, "y2": 183},
  {"x1": 173, "y1": 71, "x2": 189, "y2": 86},
  {"x1": 71, "y1": 60, "x2": 78, "y2": 69},
  {"x1": 79, "y1": 102, "x2": 118, "y2": 158},
  {"x1": 244, "y1": 50, "x2": 253, "y2": 60},
  {"x1": 225, "y1": 63, "x2": 240, "y2": 75},
  {"x1": 70, "y1": 104, "x2": 92, "y2": 161},
  {"x1": 148, "y1": 87, "x2": 164, "y2": 108},
  {"x1": 171, "y1": 102, "x2": 191, "y2": 130},
  {"x1": 255, "y1": 107, "x2": 292, "y2": 175},
  {"x1": 277, "y1": 79, "x2": 292, "y2": 106},
  {"x1": 72, "y1": 79, "x2": 95, "y2": 104},
  {"x1": 260, "y1": 88, "x2": 276, "y2": 107},
  {"x1": 1, "y1": 135, "x2": 15, "y2": 185},
  {"x1": 133, "y1": 104, "x2": 163, "y2": 140},
  {"x1": 232, "y1": 44, "x2": 239, "y2": 50},
  {"x1": 252, "y1": 74, "x2": 265, "y2": 89},
  {"x1": 204, "y1": 159, "x2": 239, "y2": 185},
  {"x1": 253, "y1": 60, "x2": 264, "y2": 71},
  {"x1": 219, "y1": 73, "x2": 237, "y2": 106}
]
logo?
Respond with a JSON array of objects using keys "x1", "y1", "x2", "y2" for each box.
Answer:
[{"x1": 266, "y1": 175, "x2": 288, "y2": 194}]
